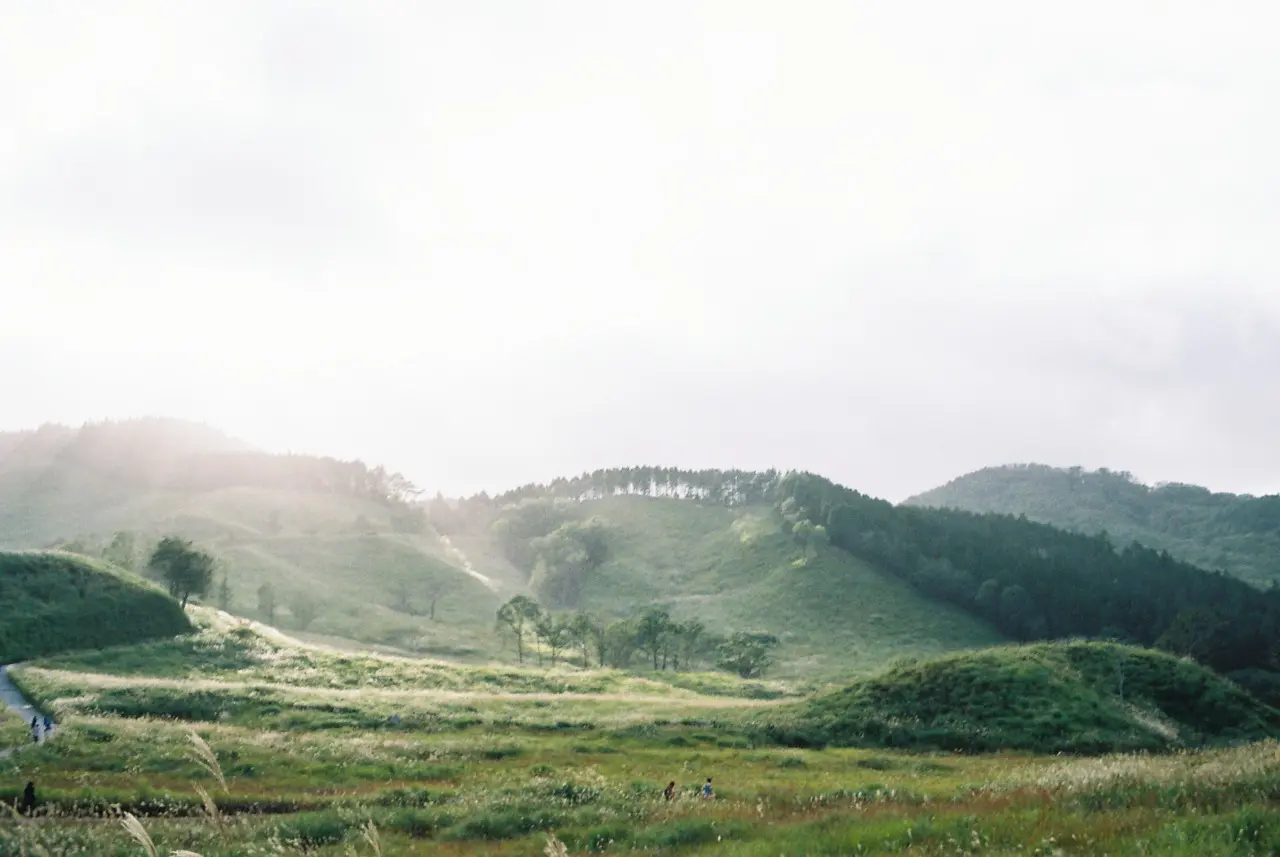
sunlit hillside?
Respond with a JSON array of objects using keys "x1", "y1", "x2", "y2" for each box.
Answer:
[{"x1": 0, "y1": 420, "x2": 1004, "y2": 679}]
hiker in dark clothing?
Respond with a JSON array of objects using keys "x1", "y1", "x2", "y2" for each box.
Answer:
[
  {"x1": 30, "y1": 716, "x2": 39, "y2": 744},
  {"x1": 663, "y1": 781, "x2": 676, "y2": 801},
  {"x1": 20, "y1": 781, "x2": 36, "y2": 815}
]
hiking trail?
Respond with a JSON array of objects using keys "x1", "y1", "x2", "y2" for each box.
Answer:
[{"x1": 0, "y1": 665, "x2": 51, "y2": 758}]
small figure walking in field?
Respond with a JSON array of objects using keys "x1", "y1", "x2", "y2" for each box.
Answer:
[
  {"x1": 20, "y1": 781, "x2": 36, "y2": 815},
  {"x1": 702, "y1": 777, "x2": 714, "y2": 799},
  {"x1": 30, "y1": 716, "x2": 40, "y2": 744},
  {"x1": 663, "y1": 781, "x2": 676, "y2": 801},
  {"x1": 43, "y1": 714, "x2": 52, "y2": 736}
]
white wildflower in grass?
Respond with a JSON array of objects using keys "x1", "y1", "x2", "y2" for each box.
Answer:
[
  {"x1": 120, "y1": 812, "x2": 159, "y2": 857},
  {"x1": 187, "y1": 730, "x2": 227, "y2": 793},
  {"x1": 194, "y1": 783, "x2": 226, "y2": 841},
  {"x1": 360, "y1": 819, "x2": 383, "y2": 856}
]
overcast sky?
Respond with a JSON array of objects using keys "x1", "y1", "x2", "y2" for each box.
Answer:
[{"x1": 3, "y1": 1, "x2": 1279, "y2": 501}]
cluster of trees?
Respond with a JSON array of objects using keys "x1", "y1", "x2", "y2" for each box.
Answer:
[
  {"x1": 169, "y1": 452, "x2": 421, "y2": 507},
  {"x1": 486, "y1": 467, "x2": 785, "y2": 508},
  {"x1": 490, "y1": 499, "x2": 613, "y2": 607},
  {"x1": 779, "y1": 496, "x2": 829, "y2": 563},
  {"x1": 909, "y1": 464, "x2": 1280, "y2": 588},
  {"x1": 494, "y1": 596, "x2": 779, "y2": 678},
  {"x1": 778, "y1": 473, "x2": 1280, "y2": 678}
]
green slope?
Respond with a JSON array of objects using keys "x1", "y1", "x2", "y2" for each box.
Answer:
[
  {"x1": 503, "y1": 495, "x2": 1005, "y2": 680},
  {"x1": 906, "y1": 464, "x2": 1280, "y2": 587},
  {"x1": 0, "y1": 421, "x2": 1005, "y2": 679},
  {"x1": 0, "y1": 551, "x2": 191, "y2": 661},
  {"x1": 763, "y1": 641, "x2": 1280, "y2": 753}
]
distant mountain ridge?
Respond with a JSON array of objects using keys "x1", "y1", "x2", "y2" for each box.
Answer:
[{"x1": 905, "y1": 464, "x2": 1280, "y2": 587}]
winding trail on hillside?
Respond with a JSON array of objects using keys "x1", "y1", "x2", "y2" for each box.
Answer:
[
  {"x1": 0, "y1": 664, "x2": 51, "y2": 759},
  {"x1": 437, "y1": 535, "x2": 499, "y2": 592}
]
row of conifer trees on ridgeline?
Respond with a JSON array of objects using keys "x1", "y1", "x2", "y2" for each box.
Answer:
[
  {"x1": 776, "y1": 472, "x2": 1280, "y2": 679},
  {"x1": 484, "y1": 467, "x2": 785, "y2": 507}
]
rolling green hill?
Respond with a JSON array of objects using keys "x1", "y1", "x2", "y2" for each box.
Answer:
[
  {"x1": 763, "y1": 641, "x2": 1280, "y2": 753},
  {"x1": 0, "y1": 551, "x2": 191, "y2": 662},
  {"x1": 483, "y1": 494, "x2": 1004, "y2": 679},
  {"x1": 0, "y1": 421, "x2": 1005, "y2": 680},
  {"x1": 906, "y1": 464, "x2": 1280, "y2": 587}
]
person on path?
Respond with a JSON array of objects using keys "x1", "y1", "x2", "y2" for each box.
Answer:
[
  {"x1": 30, "y1": 716, "x2": 40, "y2": 744},
  {"x1": 20, "y1": 781, "x2": 36, "y2": 815},
  {"x1": 42, "y1": 715, "x2": 52, "y2": 736},
  {"x1": 702, "y1": 777, "x2": 713, "y2": 799},
  {"x1": 663, "y1": 781, "x2": 676, "y2": 801}
]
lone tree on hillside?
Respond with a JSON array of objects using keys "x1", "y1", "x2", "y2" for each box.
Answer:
[
  {"x1": 147, "y1": 536, "x2": 215, "y2": 608},
  {"x1": 716, "y1": 632, "x2": 779, "y2": 679},
  {"x1": 496, "y1": 595, "x2": 543, "y2": 664}
]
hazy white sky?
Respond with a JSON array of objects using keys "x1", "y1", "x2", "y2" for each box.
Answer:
[{"x1": 3, "y1": 1, "x2": 1280, "y2": 500}]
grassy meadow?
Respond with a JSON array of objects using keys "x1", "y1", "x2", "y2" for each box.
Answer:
[
  {"x1": 5, "y1": 619, "x2": 1280, "y2": 855},
  {"x1": 0, "y1": 707, "x2": 28, "y2": 754}
]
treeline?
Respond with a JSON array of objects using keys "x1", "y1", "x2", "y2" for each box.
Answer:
[
  {"x1": 484, "y1": 467, "x2": 785, "y2": 508},
  {"x1": 168, "y1": 452, "x2": 421, "y2": 507},
  {"x1": 778, "y1": 473, "x2": 1280, "y2": 680},
  {"x1": 0, "y1": 419, "x2": 421, "y2": 509},
  {"x1": 486, "y1": 498, "x2": 613, "y2": 608},
  {"x1": 909, "y1": 464, "x2": 1280, "y2": 587},
  {"x1": 494, "y1": 596, "x2": 778, "y2": 678}
]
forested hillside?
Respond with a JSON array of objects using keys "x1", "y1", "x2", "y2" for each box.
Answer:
[
  {"x1": 779, "y1": 472, "x2": 1280, "y2": 701},
  {"x1": 906, "y1": 464, "x2": 1280, "y2": 587}
]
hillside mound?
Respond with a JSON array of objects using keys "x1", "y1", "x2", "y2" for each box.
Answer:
[
  {"x1": 481, "y1": 493, "x2": 1003, "y2": 679},
  {"x1": 761, "y1": 642, "x2": 1280, "y2": 753},
  {"x1": 0, "y1": 551, "x2": 191, "y2": 662}
]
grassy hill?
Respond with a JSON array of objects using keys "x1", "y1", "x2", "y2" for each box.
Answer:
[
  {"x1": 763, "y1": 641, "x2": 1280, "y2": 754},
  {"x1": 0, "y1": 551, "x2": 191, "y2": 662},
  {"x1": 0, "y1": 421, "x2": 1006, "y2": 680},
  {"x1": 526, "y1": 495, "x2": 1003, "y2": 679},
  {"x1": 907, "y1": 464, "x2": 1280, "y2": 587}
]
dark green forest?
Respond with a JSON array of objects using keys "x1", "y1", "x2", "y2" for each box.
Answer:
[
  {"x1": 0, "y1": 551, "x2": 192, "y2": 662},
  {"x1": 907, "y1": 464, "x2": 1280, "y2": 587},
  {"x1": 778, "y1": 472, "x2": 1280, "y2": 697}
]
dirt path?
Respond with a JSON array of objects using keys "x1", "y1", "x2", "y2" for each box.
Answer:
[
  {"x1": 0, "y1": 664, "x2": 51, "y2": 758},
  {"x1": 438, "y1": 535, "x2": 499, "y2": 592}
]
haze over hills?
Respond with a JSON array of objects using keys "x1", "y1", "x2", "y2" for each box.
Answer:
[
  {"x1": 907, "y1": 464, "x2": 1280, "y2": 588},
  {"x1": 0, "y1": 418, "x2": 1002, "y2": 679},
  {"x1": 6, "y1": 418, "x2": 1280, "y2": 699}
]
